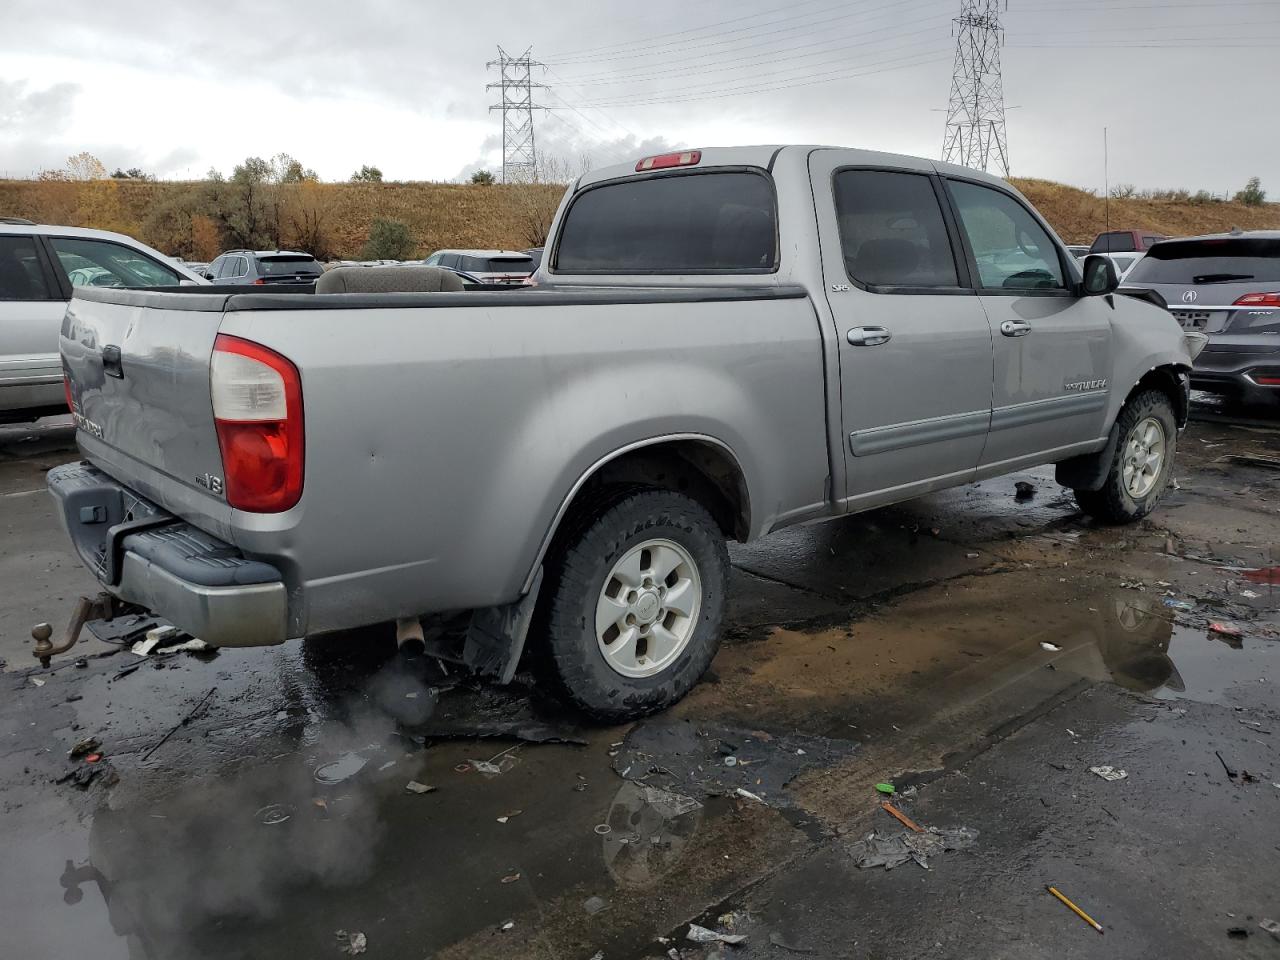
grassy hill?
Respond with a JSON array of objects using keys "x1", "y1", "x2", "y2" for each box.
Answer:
[{"x1": 1, "y1": 175, "x2": 1275, "y2": 262}]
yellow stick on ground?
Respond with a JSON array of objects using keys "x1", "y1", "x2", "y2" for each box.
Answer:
[
  {"x1": 1047, "y1": 886, "x2": 1104, "y2": 934},
  {"x1": 879, "y1": 801, "x2": 924, "y2": 833}
]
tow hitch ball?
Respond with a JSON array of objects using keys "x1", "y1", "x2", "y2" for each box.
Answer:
[{"x1": 32, "y1": 593, "x2": 117, "y2": 668}]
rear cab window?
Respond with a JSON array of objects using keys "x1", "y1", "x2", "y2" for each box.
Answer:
[
  {"x1": 554, "y1": 169, "x2": 777, "y2": 274},
  {"x1": 462, "y1": 256, "x2": 533, "y2": 274},
  {"x1": 1125, "y1": 237, "x2": 1280, "y2": 285}
]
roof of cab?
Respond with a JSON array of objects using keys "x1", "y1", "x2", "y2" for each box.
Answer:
[{"x1": 577, "y1": 144, "x2": 1015, "y2": 191}]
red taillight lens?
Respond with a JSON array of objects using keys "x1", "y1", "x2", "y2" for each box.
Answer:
[
  {"x1": 1233, "y1": 292, "x2": 1280, "y2": 307},
  {"x1": 1253, "y1": 376, "x2": 1280, "y2": 386},
  {"x1": 211, "y1": 334, "x2": 303, "y2": 512},
  {"x1": 635, "y1": 150, "x2": 701, "y2": 172},
  {"x1": 63, "y1": 371, "x2": 75, "y2": 412},
  {"x1": 252, "y1": 278, "x2": 266, "y2": 285}
]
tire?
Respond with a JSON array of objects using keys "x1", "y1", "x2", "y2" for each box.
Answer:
[
  {"x1": 541, "y1": 488, "x2": 729, "y2": 721},
  {"x1": 1075, "y1": 389, "x2": 1177, "y2": 524}
]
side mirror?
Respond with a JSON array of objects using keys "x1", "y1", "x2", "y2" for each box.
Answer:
[
  {"x1": 1081, "y1": 254, "x2": 1118, "y2": 296},
  {"x1": 203, "y1": 272, "x2": 216, "y2": 281}
]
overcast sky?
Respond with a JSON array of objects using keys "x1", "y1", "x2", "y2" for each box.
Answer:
[{"x1": 1, "y1": 0, "x2": 1276, "y2": 193}]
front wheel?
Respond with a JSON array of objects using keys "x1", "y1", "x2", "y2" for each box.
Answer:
[
  {"x1": 1075, "y1": 389, "x2": 1177, "y2": 524},
  {"x1": 541, "y1": 489, "x2": 729, "y2": 721}
]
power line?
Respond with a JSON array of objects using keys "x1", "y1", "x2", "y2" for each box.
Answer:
[
  {"x1": 486, "y1": 46, "x2": 547, "y2": 183},
  {"x1": 941, "y1": 0, "x2": 1010, "y2": 177}
]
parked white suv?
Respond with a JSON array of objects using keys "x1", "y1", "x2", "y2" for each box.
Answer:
[{"x1": 0, "y1": 221, "x2": 206, "y2": 423}]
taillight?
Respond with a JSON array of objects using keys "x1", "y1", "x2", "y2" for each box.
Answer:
[
  {"x1": 252, "y1": 278, "x2": 266, "y2": 285},
  {"x1": 211, "y1": 335, "x2": 303, "y2": 512},
  {"x1": 635, "y1": 150, "x2": 701, "y2": 172},
  {"x1": 1233, "y1": 292, "x2": 1280, "y2": 307},
  {"x1": 63, "y1": 371, "x2": 75, "y2": 412}
]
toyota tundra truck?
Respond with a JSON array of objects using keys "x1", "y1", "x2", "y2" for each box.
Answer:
[{"x1": 46, "y1": 145, "x2": 1205, "y2": 720}]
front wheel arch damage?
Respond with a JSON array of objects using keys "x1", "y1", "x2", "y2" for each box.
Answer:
[
  {"x1": 1072, "y1": 387, "x2": 1179, "y2": 524},
  {"x1": 1056, "y1": 365, "x2": 1188, "y2": 493}
]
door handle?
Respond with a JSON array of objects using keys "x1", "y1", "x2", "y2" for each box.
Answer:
[
  {"x1": 102, "y1": 345, "x2": 124, "y2": 379},
  {"x1": 847, "y1": 326, "x2": 892, "y2": 346},
  {"x1": 1000, "y1": 319, "x2": 1032, "y2": 337}
]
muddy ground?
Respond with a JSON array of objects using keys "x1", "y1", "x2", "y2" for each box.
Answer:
[{"x1": 1, "y1": 401, "x2": 1277, "y2": 960}]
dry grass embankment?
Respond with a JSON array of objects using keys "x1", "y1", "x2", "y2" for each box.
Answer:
[{"x1": 0, "y1": 176, "x2": 1275, "y2": 260}]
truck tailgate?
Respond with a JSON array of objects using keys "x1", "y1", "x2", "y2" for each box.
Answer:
[{"x1": 62, "y1": 290, "x2": 234, "y2": 539}]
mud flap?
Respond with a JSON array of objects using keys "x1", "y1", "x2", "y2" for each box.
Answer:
[
  {"x1": 1056, "y1": 421, "x2": 1120, "y2": 492},
  {"x1": 463, "y1": 566, "x2": 544, "y2": 684}
]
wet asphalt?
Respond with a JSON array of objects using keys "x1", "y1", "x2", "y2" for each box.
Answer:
[{"x1": 1, "y1": 401, "x2": 1277, "y2": 960}]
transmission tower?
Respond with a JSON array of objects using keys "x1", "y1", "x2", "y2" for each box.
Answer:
[
  {"x1": 941, "y1": 1, "x2": 1010, "y2": 177},
  {"x1": 486, "y1": 47, "x2": 547, "y2": 183}
]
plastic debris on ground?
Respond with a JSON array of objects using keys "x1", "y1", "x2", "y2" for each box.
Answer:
[
  {"x1": 875, "y1": 782, "x2": 895, "y2": 795},
  {"x1": 1040, "y1": 642, "x2": 1062, "y2": 652},
  {"x1": 1260, "y1": 918, "x2": 1280, "y2": 940},
  {"x1": 1089, "y1": 765, "x2": 1128, "y2": 781},
  {"x1": 1162, "y1": 598, "x2": 1195, "y2": 612},
  {"x1": 686, "y1": 923, "x2": 747, "y2": 946},
  {"x1": 68, "y1": 736, "x2": 101, "y2": 759},
  {"x1": 156, "y1": 637, "x2": 214, "y2": 655},
  {"x1": 583, "y1": 896, "x2": 608, "y2": 915},
  {"x1": 1209, "y1": 622, "x2": 1243, "y2": 638},
  {"x1": 1015, "y1": 481, "x2": 1036, "y2": 500},
  {"x1": 30, "y1": 677, "x2": 45, "y2": 687},
  {"x1": 610, "y1": 718, "x2": 856, "y2": 808},
  {"x1": 847, "y1": 826, "x2": 979, "y2": 870},
  {"x1": 335, "y1": 930, "x2": 367, "y2": 955},
  {"x1": 404, "y1": 780, "x2": 436, "y2": 794}
]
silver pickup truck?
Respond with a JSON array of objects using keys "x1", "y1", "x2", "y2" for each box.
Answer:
[{"x1": 47, "y1": 145, "x2": 1205, "y2": 720}]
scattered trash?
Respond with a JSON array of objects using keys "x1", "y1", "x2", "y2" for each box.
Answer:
[
  {"x1": 637, "y1": 785, "x2": 702, "y2": 818},
  {"x1": 470, "y1": 760, "x2": 504, "y2": 775},
  {"x1": 501, "y1": 873, "x2": 521, "y2": 884},
  {"x1": 256, "y1": 803, "x2": 293, "y2": 825},
  {"x1": 499, "y1": 921, "x2": 515, "y2": 932},
  {"x1": 1215, "y1": 751, "x2": 1238, "y2": 780},
  {"x1": 130, "y1": 636, "x2": 160, "y2": 656},
  {"x1": 335, "y1": 930, "x2": 367, "y2": 955},
  {"x1": 74, "y1": 658, "x2": 87, "y2": 669},
  {"x1": 1162, "y1": 598, "x2": 1195, "y2": 612},
  {"x1": 585, "y1": 953, "x2": 604, "y2": 960},
  {"x1": 315, "y1": 752, "x2": 370, "y2": 785},
  {"x1": 85, "y1": 754, "x2": 102, "y2": 763},
  {"x1": 1040, "y1": 642, "x2": 1062, "y2": 652},
  {"x1": 1209, "y1": 622, "x2": 1243, "y2": 638},
  {"x1": 583, "y1": 896, "x2": 608, "y2": 915},
  {"x1": 68, "y1": 737, "x2": 101, "y2": 759},
  {"x1": 1215, "y1": 453, "x2": 1280, "y2": 469},
  {"x1": 155, "y1": 637, "x2": 213, "y2": 655},
  {"x1": 734, "y1": 787, "x2": 766, "y2": 804},
  {"x1": 141, "y1": 687, "x2": 216, "y2": 762},
  {"x1": 1089, "y1": 766, "x2": 1127, "y2": 782},
  {"x1": 723, "y1": 756, "x2": 738, "y2": 767},
  {"x1": 1240, "y1": 589, "x2": 1261, "y2": 600},
  {"x1": 30, "y1": 677, "x2": 45, "y2": 687},
  {"x1": 849, "y1": 826, "x2": 978, "y2": 870},
  {"x1": 686, "y1": 924, "x2": 747, "y2": 946},
  {"x1": 56, "y1": 760, "x2": 119, "y2": 790},
  {"x1": 769, "y1": 932, "x2": 816, "y2": 953},
  {"x1": 880, "y1": 800, "x2": 924, "y2": 833},
  {"x1": 404, "y1": 780, "x2": 436, "y2": 795},
  {"x1": 1014, "y1": 481, "x2": 1036, "y2": 500},
  {"x1": 965, "y1": 552, "x2": 980, "y2": 559},
  {"x1": 1260, "y1": 918, "x2": 1280, "y2": 940},
  {"x1": 1046, "y1": 885, "x2": 1104, "y2": 934},
  {"x1": 594, "y1": 823, "x2": 612, "y2": 835},
  {"x1": 875, "y1": 782, "x2": 896, "y2": 795}
]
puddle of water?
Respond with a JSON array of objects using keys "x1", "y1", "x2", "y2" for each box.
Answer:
[{"x1": 312, "y1": 751, "x2": 369, "y2": 785}]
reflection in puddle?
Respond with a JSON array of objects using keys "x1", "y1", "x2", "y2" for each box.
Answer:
[{"x1": 601, "y1": 782, "x2": 706, "y2": 889}]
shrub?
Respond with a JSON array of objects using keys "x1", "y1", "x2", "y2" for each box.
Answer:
[
  {"x1": 1235, "y1": 177, "x2": 1266, "y2": 207},
  {"x1": 360, "y1": 217, "x2": 415, "y2": 260}
]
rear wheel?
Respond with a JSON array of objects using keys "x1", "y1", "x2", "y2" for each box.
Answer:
[
  {"x1": 541, "y1": 489, "x2": 728, "y2": 721},
  {"x1": 1075, "y1": 390, "x2": 1177, "y2": 523}
]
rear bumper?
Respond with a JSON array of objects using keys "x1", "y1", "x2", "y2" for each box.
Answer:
[
  {"x1": 1192, "y1": 342, "x2": 1280, "y2": 394},
  {"x1": 47, "y1": 462, "x2": 288, "y2": 647}
]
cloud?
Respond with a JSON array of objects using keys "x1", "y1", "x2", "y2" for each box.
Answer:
[
  {"x1": 452, "y1": 127, "x2": 684, "y2": 183},
  {"x1": 0, "y1": 78, "x2": 79, "y2": 136}
]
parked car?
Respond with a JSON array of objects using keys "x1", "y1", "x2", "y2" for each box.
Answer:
[
  {"x1": 0, "y1": 223, "x2": 205, "y2": 423},
  {"x1": 422, "y1": 249, "x2": 534, "y2": 284},
  {"x1": 203, "y1": 250, "x2": 323, "y2": 285},
  {"x1": 1090, "y1": 229, "x2": 1168, "y2": 254},
  {"x1": 1066, "y1": 244, "x2": 1091, "y2": 259},
  {"x1": 524, "y1": 247, "x2": 544, "y2": 270},
  {"x1": 1096, "y1": 251, "x2": 1144, "y2": 281},
  {"x1": 1121, "y1": 231, "x2": 1280, "y2": 401},
  {"x1": 49, "y1": 145, "x2": 1200, "y2": 720}
]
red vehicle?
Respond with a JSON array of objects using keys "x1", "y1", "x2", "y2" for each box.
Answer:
[{"x1": 1090, "y1": 229, "x2": 1169, "y2": 254}]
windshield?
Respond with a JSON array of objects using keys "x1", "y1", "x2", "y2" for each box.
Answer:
[
  {"x1": 259, "y1": 255, "x2": 321, "y2": 276},
  {"x1": 1125, "y1": 237, "x2": 1280, "y2": 285},
  {"x1": 462, "y1": 256, "x2": 533, "y2": 274}
]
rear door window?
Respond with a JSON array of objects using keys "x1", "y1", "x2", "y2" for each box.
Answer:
[
  {"x1": 1125, "y1": 237, "x2": 1280, "y2": 284},
  {"x1": 947, "y1": 180, "x2": 1066, "y2": 292},
  {"x1": 1092, "y1": 232, "x2": 1136, "y2": 253},
  {"x1": 833, "y1": 170, "x2": 960, "y2": 289},
  {"x1": 49, "y1": 237, "x2": 181, "y2": 288},
  {"x1": 0, "y1": 235, "x2": 58, "y2": 300},
  {"x1": 555, "y1": 170, "x2": 777, "y2": 273}
]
